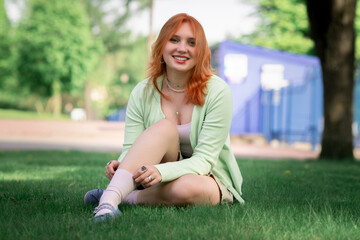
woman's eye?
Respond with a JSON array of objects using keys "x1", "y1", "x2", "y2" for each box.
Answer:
[
  {"x1": 170, "y1": 38, "x2": 178, "y2": 43},
  {"x1": 188, "y1": 40, "x2": 196, "y2": 46}
]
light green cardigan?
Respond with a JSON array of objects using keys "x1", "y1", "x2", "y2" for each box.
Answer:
[{"x1": 118, "y1": 75, "x2": 244, "y2": 203}]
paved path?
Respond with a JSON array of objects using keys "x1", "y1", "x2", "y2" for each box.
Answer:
[{"x1": 0, "y1": 119, "x2": 320, "y2": 160}]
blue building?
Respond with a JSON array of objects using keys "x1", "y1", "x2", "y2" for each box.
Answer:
[
  {"x1": 107, "y1": 107, "x2": 127, "y2": 122},
  {"x1": 212, "y1": 41, "x2": 323, "y2": 149}
]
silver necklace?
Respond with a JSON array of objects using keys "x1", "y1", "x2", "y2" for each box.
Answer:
[
  {"x1": 167, "y1": 76, "x2": 185, "y2": 88},
  {"x1": 165, "y1": 79, "x2": 185, "y2": 93}
]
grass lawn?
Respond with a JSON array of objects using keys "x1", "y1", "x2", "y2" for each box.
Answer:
[
  {"x1": 0, "y1": 109, "x2": 70, "y2": 120},
  {"x1": 0, "y1": 151, "x2": 359, "y2": 240}
]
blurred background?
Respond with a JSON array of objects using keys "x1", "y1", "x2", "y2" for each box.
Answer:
[{"x1": 1, "y1": 0, "x2": 360, "y2": 157}]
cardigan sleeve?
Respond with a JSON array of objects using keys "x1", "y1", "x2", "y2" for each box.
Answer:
[
  {"x1": 154, "y1": 84, "x2": 233, "y2": 182},
  {"x1": 117, "y1": 87, "x2": 146, "y2": 162}
]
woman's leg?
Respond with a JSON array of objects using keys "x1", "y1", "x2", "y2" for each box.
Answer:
[
  {"x1": 95, "y1": 119, "x2": 179, "y2": 217},
  {"x1": 137, "y1": 174, "x2": 221, "y2": 206},
  {"x1": 120, "y1": 118, "x2": 179, "y2": 172}
]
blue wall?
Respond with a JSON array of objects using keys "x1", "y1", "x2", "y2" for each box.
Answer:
[
  {"x1": 107, "y1": 107, "x2": 127, "y2": 122},
  {"x1": 215, "y1": 41, "x2": 323, "y2": 148}
]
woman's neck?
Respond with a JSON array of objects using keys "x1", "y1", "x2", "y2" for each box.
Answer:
[{"x1": 166, "y1": 70, "x2": 191, "y2": 86}]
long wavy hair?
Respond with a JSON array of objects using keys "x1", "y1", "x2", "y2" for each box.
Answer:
[{"x1": 146, "y1": 13, "x2": 212, "y2": 106}]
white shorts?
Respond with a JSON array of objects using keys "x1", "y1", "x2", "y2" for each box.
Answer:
[{"x1": 178, "y1": 151, "x2": 234, "y2": 204}]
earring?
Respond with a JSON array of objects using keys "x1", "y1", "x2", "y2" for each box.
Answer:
[{"x1": 160, "y1": 57, "x2": 165, "y2": 64}]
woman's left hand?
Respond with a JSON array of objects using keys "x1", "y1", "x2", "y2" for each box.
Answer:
[
  {"x1": 105, "y1": 160, "x2": 120, "y2": 180},
  {"x1": 133, "y1": 165, "x2": 162, "y2": 188}
]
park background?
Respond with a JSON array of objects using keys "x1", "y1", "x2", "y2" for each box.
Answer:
[
  {"x1": 1, "y1": 0, "x2": 360, "y2": 239},
  {"x1": 2, "y1": 0, "x2": 360, "y2": 159},
  {"x1": 2, "y1": 0, "x2": 360, "y2": 160}
]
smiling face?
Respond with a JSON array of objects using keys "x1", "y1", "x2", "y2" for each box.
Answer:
[{"x1": 163, "y1": 22, "x2": 197, "y2": 75}]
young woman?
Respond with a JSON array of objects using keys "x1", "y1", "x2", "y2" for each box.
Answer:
[{"x1": 85, "y1": 13, "x2": 244, "y2": 221}]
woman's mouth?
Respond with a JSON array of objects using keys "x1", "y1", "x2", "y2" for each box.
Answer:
[{"x1": 173, "y1": 56, "x2": 189, "y2": 63}]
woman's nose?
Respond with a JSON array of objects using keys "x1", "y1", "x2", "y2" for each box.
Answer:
[{"x1": 177, "y1": 41, "x2": 186, "y2": 52}]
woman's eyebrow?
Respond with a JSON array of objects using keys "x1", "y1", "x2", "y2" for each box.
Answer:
[{"x1": 172, "y1": 34, "x2": 196, "y2": 40}]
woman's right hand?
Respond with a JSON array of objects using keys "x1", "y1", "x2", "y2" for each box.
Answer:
[{"x1": 105, "y1": 160, "x2": 120, "y2": 180}]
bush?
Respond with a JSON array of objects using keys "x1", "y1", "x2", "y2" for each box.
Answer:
[{"x1": 0, "y1": 91, "x2": 36, "y2": 111}]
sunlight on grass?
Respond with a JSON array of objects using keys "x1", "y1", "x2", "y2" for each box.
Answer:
[
  {"x1": 0, "y1": 108, "x2": 70, "y2": 120},
  {"x1": 0, "y1": 166, "x2": 81, "y2": 181}
]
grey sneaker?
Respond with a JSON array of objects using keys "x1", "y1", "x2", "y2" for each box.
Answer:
[
  {"x1": 92, "y1": 203, "x2": 122, "y2": 222},
  {"x1": 84, "y1": 188, "x2": 104, "y2": 205}
]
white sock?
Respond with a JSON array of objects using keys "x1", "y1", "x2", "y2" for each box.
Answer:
[
  {"x1": 123, "y1": 190, "x2": 140, "y2": 205},
  {"x1": 95, "y1": 169, "x2": 136, "y2": 216}
]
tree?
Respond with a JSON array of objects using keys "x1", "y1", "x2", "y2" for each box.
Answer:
[
  {"x1": 355, "y1": 4, "x2": 360, "y2": 62},
  {"x1": 81, "y1": 0, "x2": 133, "y2": 53},
  {"x1": 0, "y1": 0, "x2": 38, "y2": 111},
  {"x1": 80, "y1": 0, "x2": 150, "y2": 119},
  {"x1": 79, "y1": 0, "x2": 150, "y2": 119},
  {"x1": 306, "y1": 0, "x2": 357, "y2": 160},
  {"x1": 16, "y1": 0, "x2": 101, "y2": 116},
  {"x1": 107, "y1": 35, "x2": 148, "y2": 109},
  {"x1": 0, "y1": 0, "x2": 15, "y2": 89},
  {"x1": 242, "y1": 0, "x2": 360, "y2": 61},
  {"x1": 240, "y1": 0, "x2": 314, "y2": 55}
]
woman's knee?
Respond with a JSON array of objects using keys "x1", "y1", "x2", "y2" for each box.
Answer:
[
  {"x1": 154, "y1": 119, "x2": 179, "y2": 142},
  {"x1": 163, "y1": 175, "x2": 218, "y2": 206},
  {"x1": 166, "y1": 179, "x2": 199, "y2": 205}
]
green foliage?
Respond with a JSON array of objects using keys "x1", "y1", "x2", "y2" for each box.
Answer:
[
  {"x1": 0, "y1": 0, "x2": 17, "y2": 90},
  {"x1": 16, "y1": 0, "x2": 102, "y2": 98},
  {"x1": 0, "y1": 29, "x2": 18, "y2": 89},
  {"x1": 81, "y1": 0, "x2": 133, "y2": 53},
  {"x1": 0, "y1": 92, "x2": 35, "y2": 111},
  {"x1": 355, "y1": 3, "x2": 360, "y2": 62},
  {"x1": 240, "y1": 0, "x2": 314, "y2": 55},
  {"x1": 0, "y1": 151, "x2": 359, "y2": 239},
  {"x1": 1, "y1": 0, "x2": 149, "y2": 117},
  {"x1": 242, "y1": 0, "x2": 360, "y2": 60},
  {"x1": 107, "y1": 35, "x2": 148, "y2": 109},
  {"x1": 84, "y1": 35, "x2": 148, "y2": 118},
  {"x1": 1, "y1": 0, "x2": 150, "y2": 118},
  {"x1": 1, "y1": 0, "x2": 41, "y2": 112},
  {"x1": 78, "y1": 0, "x2": 149, "y2": 118},
  {"x1": 0, "y1": 0, "x2": 9, "y2": 25}
]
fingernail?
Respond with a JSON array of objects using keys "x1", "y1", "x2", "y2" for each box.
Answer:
[{"x1": 141, "y1": 166, "x2": 147, "y2": 171}]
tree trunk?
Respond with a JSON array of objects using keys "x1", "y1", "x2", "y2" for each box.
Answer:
[
  {"x1": 52, "y1": 80, "x2": 62, "y2": 117},
  {"x1": 32, "y1": 94, "x2": 44, "y2": 113},
  {"x1": 85, "y1": 80, "x2": 92, "y2": 120},
  {"x1": 306, "y1": 0, "x2": 356, "y2": 160}
]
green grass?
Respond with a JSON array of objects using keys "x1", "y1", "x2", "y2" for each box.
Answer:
[
  {"x1": 0, "y1": 151, "x2": 359, "y2": 239},
  {"x1": 0, "y1": 108, "x2": 70, "y2": 120}
]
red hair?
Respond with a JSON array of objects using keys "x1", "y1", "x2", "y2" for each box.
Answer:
[{"x1": 146, "y1": 13, "x2": 212, "y2": 106}]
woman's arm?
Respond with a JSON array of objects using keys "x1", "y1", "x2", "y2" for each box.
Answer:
[
  {"x1": 117, "y1": 86, "x2": 146, "y2": 162},
  {"x1": 154, "y1": 84, "x2": 233, "y2": 182}
]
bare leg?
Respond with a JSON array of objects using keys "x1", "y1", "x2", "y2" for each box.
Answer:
[
  {"x1": 137, "y1": 174, "x2": 221, "y2": 206},
  {"x1": 119, "y1": 118, "x2": 179, "y2": 173},
  {"x1": 118, "y1": 119, "x2": 220, "y2": 206},
  {"x1": 95, "y1": 119, "x2": 180, "y2": 218}
]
